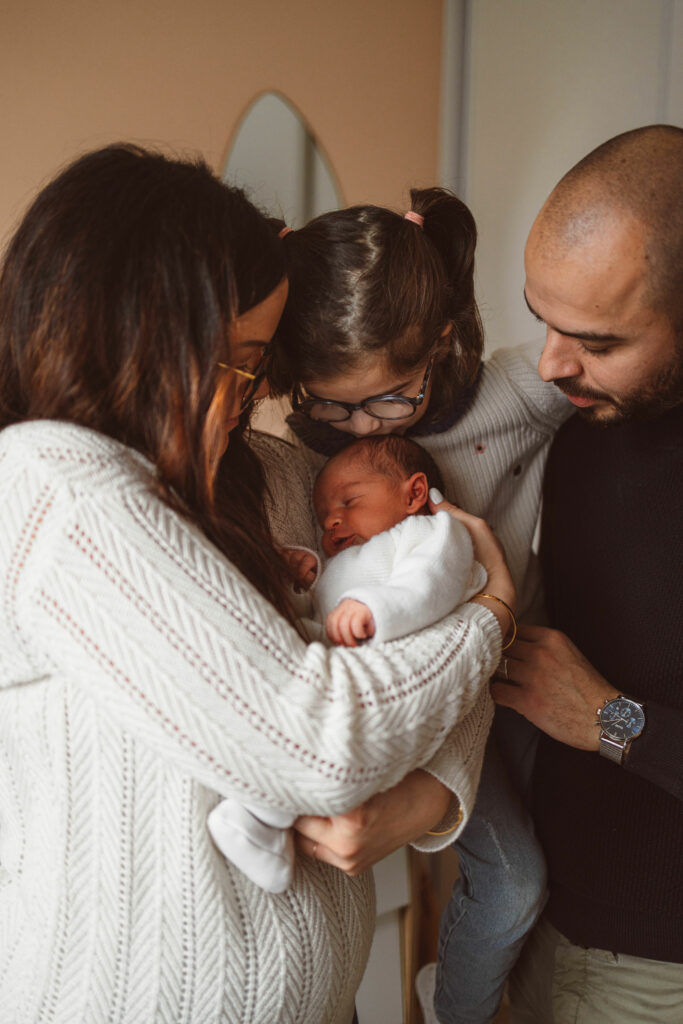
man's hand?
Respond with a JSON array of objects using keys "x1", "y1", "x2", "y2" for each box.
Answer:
[
  {"x1": 491, "y1": 624, "x2": 620, "y2": 750},
  {"x1": 293, "y1": 769, "x2": 453, "y2": 875},
  {"x1": 280, "y1": 546, "x2": 318, "y2": 591},
  {"x1": 326, "y1": 598, "x2": 375, "y2": 647}
]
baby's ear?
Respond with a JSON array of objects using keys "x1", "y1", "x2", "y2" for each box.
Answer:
[{"x1": 405, "y1": 472, "x2": 429, "y2": 515}]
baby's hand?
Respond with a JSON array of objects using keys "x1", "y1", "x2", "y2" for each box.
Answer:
[
  {"x1": 281, "y1": 547, "x2": 318, "y2": 591},
  {"x1": 326, "y1": 599, "x2": 376, "y2": 647}
]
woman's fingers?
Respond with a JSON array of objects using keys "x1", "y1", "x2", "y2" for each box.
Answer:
[
  {"x1": 293, "y1": 830, "x2": 346, "y2": 872},
  {"x1": 293, "y1": 814, "x2": 364, "y2": 874}
]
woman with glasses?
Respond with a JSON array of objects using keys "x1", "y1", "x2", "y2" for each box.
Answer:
[
  {"x1": 0, "y1": 148, "x2": 514, "y2": 1024},
  {"x1": 273, "y1": 188, "x2": 572, "y2": 1024}
]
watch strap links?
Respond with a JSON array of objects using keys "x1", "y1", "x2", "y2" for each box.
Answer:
[{"x1": 599, "y1": 733, "x2": 627, "y2": 765}]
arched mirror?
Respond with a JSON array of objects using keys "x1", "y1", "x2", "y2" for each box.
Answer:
[{"x1": 223, "y1": 91, "x2": 342, "y2": 227}]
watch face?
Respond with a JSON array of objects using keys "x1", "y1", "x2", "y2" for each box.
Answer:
[{"x1": 601, "y1": 697, "x2": 645, "y2": 742}]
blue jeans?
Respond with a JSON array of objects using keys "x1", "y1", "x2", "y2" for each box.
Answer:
[{"x1": 434, "y1": 710, "x2": 546, "y2": 1024}]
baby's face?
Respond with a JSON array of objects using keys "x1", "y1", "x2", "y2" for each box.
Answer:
[{"x1": 314, "y1": 457, "x2": 410, "y2": 558}]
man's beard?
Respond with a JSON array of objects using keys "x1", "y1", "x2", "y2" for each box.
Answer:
[{"x1": 554, "y1": 346, "x2": 683, "y2": 425}]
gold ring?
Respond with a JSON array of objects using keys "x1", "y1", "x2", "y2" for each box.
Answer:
[{"x1": 312, "y1": 842, "x2": 319, "y2": 861}]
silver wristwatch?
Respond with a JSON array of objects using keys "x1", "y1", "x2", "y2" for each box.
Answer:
[{"x1": 596, "y1": 694, "x2": 646, "y2": 765}]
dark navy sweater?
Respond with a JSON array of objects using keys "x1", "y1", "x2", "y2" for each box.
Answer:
[{"x1": 536, "y1": 403, "x2": 683, "y2": 962}]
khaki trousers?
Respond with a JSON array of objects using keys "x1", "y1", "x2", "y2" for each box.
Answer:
[{"x1": 509, "y1": 914, "x2": 683, "y2": 1024}]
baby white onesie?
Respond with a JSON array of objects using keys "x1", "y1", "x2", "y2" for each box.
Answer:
[
  {"x1": 208, "y1": 510, "x2": 486, "y2": 891},
  {"x1": 314, "y1": 510, "x2": 486, "y2": 643}
]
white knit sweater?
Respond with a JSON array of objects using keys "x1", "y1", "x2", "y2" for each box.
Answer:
[
  {"x1": 417, "y1": 342, "x2": 571, "y2": 607},
  {"x1": 0, "y1": 420, "x2": 502, "y2": 1024}
]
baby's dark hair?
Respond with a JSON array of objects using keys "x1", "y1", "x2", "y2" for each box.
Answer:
[
  {"x1": 270, "y1": 187, "x2": 484, "y2": 428},
  {"x1": 320, "y1": 435, "x2": 445, "y2": 499}
]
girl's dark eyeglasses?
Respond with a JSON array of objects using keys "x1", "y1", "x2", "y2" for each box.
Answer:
[{"x1": 295, "y1": 358, "x2": 434, "y2": 423}]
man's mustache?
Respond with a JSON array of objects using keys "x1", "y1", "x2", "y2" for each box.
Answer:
[{"x1": 553, "y1": 378, "x2": 613, "y2": 403}]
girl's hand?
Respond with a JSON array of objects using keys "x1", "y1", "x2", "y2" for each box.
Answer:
[
  {"x1": 326, "y1": 599, "x2": 376, "y2": 647},
  {"x1": 280, "y1": 546, "x2": 319, "y2": 591},
  {"x1": 429, "y1": 489, "x2": 516, "y2": 622},
  {"x1": 293, "y1": 770, "x2": 453, "y2": 875}
]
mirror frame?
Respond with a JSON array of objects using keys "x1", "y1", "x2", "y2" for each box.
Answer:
[{"x1": 220, "y1": 88, "x2": 345, "y2": 221}]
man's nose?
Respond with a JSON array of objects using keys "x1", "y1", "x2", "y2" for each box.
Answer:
[{"x1": 538, "y1": 328, "x2": 583, "y2": 382}]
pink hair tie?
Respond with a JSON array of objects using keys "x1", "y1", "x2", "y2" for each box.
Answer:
[
  {"x1": 404, "y1": 211, "x2": 424, "y2": 228},
  {"x1": 278, "y1": 226, "x2": 293, "y2": 238}
]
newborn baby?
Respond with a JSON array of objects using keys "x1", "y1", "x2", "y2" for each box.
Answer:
[
  {"x1": 208, "y1": 435, "x2": 486, "y2": 892},
  {"x1": 307, "y1": 435, "x2": 486, "y2": 645}
]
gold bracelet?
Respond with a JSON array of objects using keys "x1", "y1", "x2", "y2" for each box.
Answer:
[
  {"x1": 474, "y1": 593, "x2": 517, "y2": 651},
  {"x1": 426, "y1": 804, "x2": 464, "y2": 836}
]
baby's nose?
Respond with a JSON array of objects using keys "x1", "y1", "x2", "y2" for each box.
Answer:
[{"x1": 324, "y1": 509, "x2": 342, "y2": 531}]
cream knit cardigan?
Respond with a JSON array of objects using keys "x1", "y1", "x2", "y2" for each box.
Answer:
[{"x1": 0, "y1": 420, "x2": 502, "y2": 1024}]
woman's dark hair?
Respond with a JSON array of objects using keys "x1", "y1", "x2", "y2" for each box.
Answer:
[
  {"x1": 271, "y1": 187, "x2": 484, "y2": 426},
  {"x1": 0, "y1": 143, "x2": 298, "y2": 626}
]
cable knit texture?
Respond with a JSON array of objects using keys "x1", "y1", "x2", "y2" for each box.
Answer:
[{"x1": 0, "y1": 420, "x2": 503, "y2": 1024}]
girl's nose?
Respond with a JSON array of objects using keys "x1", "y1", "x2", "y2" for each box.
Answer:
[{"x1": 347, "y1": 409, "x2": 381, "y2": 436}]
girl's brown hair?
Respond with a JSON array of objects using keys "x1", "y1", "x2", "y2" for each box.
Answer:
[
  {"x1": 0, "y1": 143, "x2": 298, "y2": 626},
  {"x1": 271, "y1": 187, "x2": 484, "y2": 426}
]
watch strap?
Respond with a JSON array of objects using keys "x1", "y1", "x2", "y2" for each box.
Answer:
[{"x1": 599, "y1": 733, "x2": 628, "y2": 765}]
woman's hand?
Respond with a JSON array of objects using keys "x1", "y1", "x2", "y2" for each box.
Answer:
[
  {"x1": 429, "y1": 490, "x2": 516, "y2": 622},
  {"x1": 293, "y1": 769, "x2": 453, "y2": 875}
]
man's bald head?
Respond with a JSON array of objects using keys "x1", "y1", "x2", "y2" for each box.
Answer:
[{"x1": 530, "y1": 125, "x2": 683, "y2": 331}]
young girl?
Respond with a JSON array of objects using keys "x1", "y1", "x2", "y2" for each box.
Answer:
[{"x1": 272, "y1": 189, "x2": 571, "y2": 1024}]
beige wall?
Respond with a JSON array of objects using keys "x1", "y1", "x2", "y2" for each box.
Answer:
[{"x1": 0, "y1": 0, "x2": 443, "y2": 245}]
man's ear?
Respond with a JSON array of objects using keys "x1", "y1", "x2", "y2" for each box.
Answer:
[{"x1": 405, "y1": 472, "x2": 429, "y2": 515}]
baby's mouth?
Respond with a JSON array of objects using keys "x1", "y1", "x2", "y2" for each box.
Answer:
[{"x1": 330, "y1": 533, "x2": 361, "y2": 554}]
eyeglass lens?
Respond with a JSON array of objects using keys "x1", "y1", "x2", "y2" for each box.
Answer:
[{"x1": 308, "y1": 397, "x2": 416, "y2": 422}]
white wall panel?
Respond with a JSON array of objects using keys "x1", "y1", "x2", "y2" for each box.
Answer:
[{"x1": 450, "y1": 0, "x2": 683, "y2": 352}]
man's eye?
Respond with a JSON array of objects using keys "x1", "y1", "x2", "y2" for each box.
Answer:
[{"x1": 577, "y1": 342, "x2": 612, "y2": 356}]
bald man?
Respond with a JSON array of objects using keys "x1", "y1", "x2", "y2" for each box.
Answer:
[{"x1": 493, "y1": 125, "x2": 683, "y2": 1022}]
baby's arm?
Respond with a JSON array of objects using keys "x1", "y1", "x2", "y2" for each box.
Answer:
[
  {"x1": 321, "y1": 512, "x2": 486, "y2": 645},
  {"x1": 326, "y1": 598, "x2": 376, "y2": 647}
]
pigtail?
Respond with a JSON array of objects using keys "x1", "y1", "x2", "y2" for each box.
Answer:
[{"x1": 409, "y1": 187, "x2": 484, "y2": 394}]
